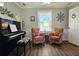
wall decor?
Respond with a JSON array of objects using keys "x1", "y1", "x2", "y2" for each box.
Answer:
[
  {"x1": 56, "y1": 12, "x2": 65, "y2": 22},
  {"x1": 72, "y1": 13, "x2": 76, "y2": 19},
  {"x1": 30, "y1": 16, "x2": 35, "y2": 22},
  {"x1": 22, "y1": 21, "x2": 25, "y2": 30},
  {"x1": 0, "y1": 6, "x2": 14, "y2": 18},
  {"x1": 8, "y1": 13, "x2": 14, "y2": 18}
]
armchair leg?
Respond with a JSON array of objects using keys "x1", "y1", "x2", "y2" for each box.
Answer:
[{"x1": 42, "y1": 42, "x2": 45, "y2": 46}]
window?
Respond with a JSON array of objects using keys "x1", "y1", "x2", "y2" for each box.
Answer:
[{"x1": 38, "y1": 10, "x2": 52, "y2": 32}]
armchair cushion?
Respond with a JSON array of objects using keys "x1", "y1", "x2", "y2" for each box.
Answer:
[
  {"x1": 35, "y1": 36, "x2": 43, "y2": 40},
  {"x1": 53, "y1": 32, "x2": 59, "y2": 36},
  {"x1": 33, "y1": 32, "x2": 44, "y2": 36},
  {"x1": 50, "y1": 36, "x2": 59, "y2": 39},
  {"x1": 49, "y1": 31, "x2": 59, "y2": 36}
]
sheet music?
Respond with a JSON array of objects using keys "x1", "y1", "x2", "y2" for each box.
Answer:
[{"x1": 9, "y1": 24, "x2": 18, "y2": 32}]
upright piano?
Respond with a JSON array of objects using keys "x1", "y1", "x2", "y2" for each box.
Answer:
[{"x1": 0, "y1": 18, "x2": 25, "y2": 56}]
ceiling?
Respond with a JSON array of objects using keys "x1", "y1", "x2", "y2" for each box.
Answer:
[{"x1": 15, "y1": 2, "x2": 76, "y2": 8}]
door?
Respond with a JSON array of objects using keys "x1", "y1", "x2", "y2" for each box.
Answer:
[{"x1": 69, "y1": 6, "x2": 79, "y2": 46}]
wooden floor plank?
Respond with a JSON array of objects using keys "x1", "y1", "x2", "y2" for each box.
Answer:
[{"x1": 25, "y1": 42, "x2": 79, "y2": 56}]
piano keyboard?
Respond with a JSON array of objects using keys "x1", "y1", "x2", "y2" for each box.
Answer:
[{"x1": 10, "y1": 32, "x2": 24, "y2": 39}]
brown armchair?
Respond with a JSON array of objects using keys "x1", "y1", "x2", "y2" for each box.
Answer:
[
  {"x1": 49, "y1": 28, "x2": 64, "y2": 44},
  {"x1": 31, "y1": 28, "x2": 45, "y2": 44}
]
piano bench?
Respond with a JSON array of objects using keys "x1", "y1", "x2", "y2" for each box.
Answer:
[{"x1": 17, "y1": 38, "x2": 31, "y2": 56}]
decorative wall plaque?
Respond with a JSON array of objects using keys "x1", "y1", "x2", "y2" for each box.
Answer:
[
  {"x1": 72, "y1": 13, "x2": 76, "y2": 19},
  {"x1": 56, "y1": 12, "x2": 65, "y2": 22},
  {"x1": 0, "y1": 6, "x2": 14, "y2": 18}
]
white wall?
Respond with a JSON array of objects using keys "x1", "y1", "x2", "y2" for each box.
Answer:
[
  {"x1": 21, "y1": 8, "x2": 69, "y2": 41},
  {"x1": 21, "y1": 8, "x2": 38, "y2": 31},
  {"x1": 0, "y1": 2, "x2": 22, "y2": 22},
  {"x1": 69, "y1": 6, "x2": 79, "y2": 46},
  {"x1": 21, "y1": 8, "x2": 38, "y2": 38}
]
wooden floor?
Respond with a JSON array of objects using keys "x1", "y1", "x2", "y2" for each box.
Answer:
[{"x1": 25, "y1": 42, "x2": 79, "y2": 56}]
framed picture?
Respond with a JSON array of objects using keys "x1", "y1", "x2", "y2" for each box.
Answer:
[{"x1": 30, "y1": 16, "x2": 35, "y2": 22}]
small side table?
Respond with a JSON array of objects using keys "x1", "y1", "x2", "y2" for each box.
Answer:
[
  {"x1": 45, "y1": 35, "x2": 49, "y2": 43},
  {"x1": 17, "y1": 38, "x2": 31, "y2": 56},
  {"x1": 44, "y1": 32, "x2": 49, "y2": 43}
]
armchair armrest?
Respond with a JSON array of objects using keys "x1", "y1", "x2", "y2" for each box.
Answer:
[{"x1": 59, "y1": 33, "x2": 63, "y2": 38}]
